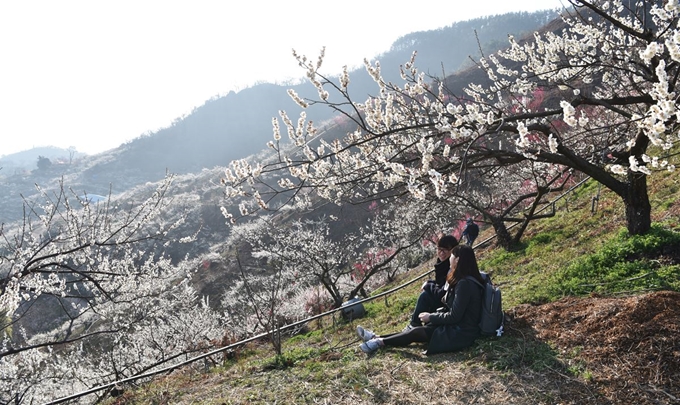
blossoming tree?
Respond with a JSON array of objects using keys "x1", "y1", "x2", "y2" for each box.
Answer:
[
  {"x1": 0, "y1": 178, "x2": 225, "y2": 403},
  {"x1": 222, "y1": 0, "x2": 679, "y2": 238},
  {"x1": 223, "y1": 200, "x2": 443, "y2": 315},
  {"x1": 456, "y1": 161, "x2": 576, "y2": 248}
]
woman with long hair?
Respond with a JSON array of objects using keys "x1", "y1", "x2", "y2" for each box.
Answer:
[{"x1": 356, "y1": 245, "x2": 485, "y2": 355}]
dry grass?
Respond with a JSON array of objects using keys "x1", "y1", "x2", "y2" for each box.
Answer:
[
  {"x1": 110, "y1": 288, "x2": 680, "y2": 405},
  {"x1": 108, "y1": 175, "x2": 680, "y2": 405}
]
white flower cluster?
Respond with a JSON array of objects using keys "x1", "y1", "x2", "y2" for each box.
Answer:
[
  {"x1": 428, "y1": 169, "x2": 449, "y2": 198},
  {"x1": 639, "y1": 42, "x2": 664, "y2": 63},
  {"x1": 399, "y1": 51, "x2": 419, "y2": 81},
  {"x1": 609, "y1": 164, "x2": 627, "y2": 175},
  {"x1": 293, "y1": 46, "x2": 330, "y2": 101},
  {"x1": 225, "y1": 159, "x2": 262, "y2": 185},
  {"x1": 560, "y1": 100, "x2": 577, "y2": 127},
  {"x1": 364, "y1": 58, "x2": 384, "y2": 88},
  {"x1": 548, "y1": 134, "x2": 559, "y2": 154},
  {"x1": 635, "y1": 59, "x2": 678, "y2": 150},
  {"x1": 287, "y1": 89, "x2": 308, "y2": 109},
  {"x1": 515, "y1": 121, "x2": 531, "y2": 149},
  {"x1": 621, "y1": 152, "x2": 676, "y2": 175},
  {"x1": 340, "y1": 65, "x2": 350, "y2": 89},
  {"x1": 629, "y1": 155, "x2": 651, "y2": 175}
]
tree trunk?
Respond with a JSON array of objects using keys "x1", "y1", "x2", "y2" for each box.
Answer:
[
  {"x1": 624, "y1": 171, "x2": 651, "y2": 235},
  {"x1": 490, "y1": 217, "x2": 513, "y2": 250}
]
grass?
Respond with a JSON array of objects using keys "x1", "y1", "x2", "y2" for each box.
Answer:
[
  {"x1": 489, "y1": 222, "x2": 680, "y2": 305},
  {"x1": 108, "y1": 174, "x2": 680, "y2": 404}
]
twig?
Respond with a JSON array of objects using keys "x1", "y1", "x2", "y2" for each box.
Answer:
[
  {"x1": 642, "y1": 384, "x2": 678, "y2": 402},
  {"x1": 390, "y1": 360, "x2": 407, "y2": 375}
]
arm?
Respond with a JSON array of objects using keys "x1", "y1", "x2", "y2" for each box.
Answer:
[
  {"x1": 422, "y1": 282, "x2": 446, "y2": 301},
  {"x1": 427, "y1": 280, "x2": 474, "y2": 325},
  {"x1": 424, "y1": 259, "x2": 451, "y2": 296},
  {"x1": 431, "y1": 258, "x2": 450, "y2": 287}
]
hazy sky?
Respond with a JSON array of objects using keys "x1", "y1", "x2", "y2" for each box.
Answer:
[{"x1": 0, "y1": 0, "x2": 563, "y2": 157}]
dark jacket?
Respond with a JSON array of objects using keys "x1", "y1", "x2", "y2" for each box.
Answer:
[
  {"x1": 462, "y1": 223, "x2": 479, "y2": 240},
  {"x1": 425, "y1": 278, "x2": 482, "y2": 354},
  {"x1": 422, "y1": 258, "x2": 450, "y2": 301}
]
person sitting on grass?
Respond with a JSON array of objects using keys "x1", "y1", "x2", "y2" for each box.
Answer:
[
  {"x1": 356, "y1": 244, "x2": 484, "y2": 355},
  {"x1": 403, "y1": 234, "x2": 458, "y2": 331}
]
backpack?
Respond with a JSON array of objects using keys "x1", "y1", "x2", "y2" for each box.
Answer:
[{"x1": 467, "y1": 272, "x2": 504, "y2": 337}]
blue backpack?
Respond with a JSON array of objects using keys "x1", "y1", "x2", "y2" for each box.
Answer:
[{"x1": 467, "y1": 272, "x2": 504, "y2": 337}]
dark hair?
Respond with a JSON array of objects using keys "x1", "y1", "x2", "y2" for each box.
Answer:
[
  {"x1": 446, "y1": 245, "x2": 485, "y2": 286},
  {"x1": 437, "y1": 234, "x2": 459, "y2": 250}
]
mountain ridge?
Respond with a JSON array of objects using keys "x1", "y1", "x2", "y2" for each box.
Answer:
[{"x1": 0, "y1": 10, "x2": 556, "y2": 178}]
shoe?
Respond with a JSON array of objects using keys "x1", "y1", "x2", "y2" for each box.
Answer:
[
  {"x1": 402, "y1": 324, "x2": 415, "y2": 332},
  {"x1": 356, "y1": 326, "x2": 376, "y2": 342},
  {"x1": 359, "y1": 338, "x2": 383, "y2": 354}
]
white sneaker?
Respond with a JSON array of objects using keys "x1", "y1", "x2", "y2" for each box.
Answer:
[
  {"x1": 360, "y1": 338, "x2": 383, "y2": 354},
  {"x1": 402, "y1": 324, "x2": 415, "y2": 332},
  {"x1": 356, "y1": 326, "x2": 376, "y2": 342}
]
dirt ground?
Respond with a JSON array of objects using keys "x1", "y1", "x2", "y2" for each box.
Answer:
[{"x1": 509, "y1": 290, "x2": 680, "y2": 404}]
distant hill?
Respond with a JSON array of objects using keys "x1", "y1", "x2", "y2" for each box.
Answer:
[
  {"x1": 0, "y1": 10, "x2": 560, "y2": 226},
  {"x1": 80, "y1": 10, "x2": 558, "y2": 183},
  {"x1": 0, "y1": 146, "x2": 85, "y2": 173}
]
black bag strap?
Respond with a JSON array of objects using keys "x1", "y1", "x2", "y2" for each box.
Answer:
[{"x1": 464, "y1": 276, "x2": 485, "y2": 289}]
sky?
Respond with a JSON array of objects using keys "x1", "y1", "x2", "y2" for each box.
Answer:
[{"x1": 0, "y1": 0, "x2": 563, "y2": 157}]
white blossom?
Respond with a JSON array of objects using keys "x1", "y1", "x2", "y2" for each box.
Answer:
[{"x1": 548, "y1": 134, "x2": 559, "y2": 153}]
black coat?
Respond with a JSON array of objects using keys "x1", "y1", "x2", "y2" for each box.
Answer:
[
  {"x1": 425, "y1": 278, "x2": 482, "y2": 354},
  {"x1": 422, "y1": 258, "x2": 450, "y2": 302},
  {"x1": 462, "y1": 223, "x2": 479, "y2": 240}
]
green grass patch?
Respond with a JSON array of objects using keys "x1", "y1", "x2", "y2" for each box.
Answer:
[
  {"x1": 261, "y1": 347, "x2": 320, "y2": 370},
  {"x1": 523, "y1": 224, "x2": 680, "y2": 302},
  {"x1": 287, "y1": 328, "x2": 325, "y2": 344}
]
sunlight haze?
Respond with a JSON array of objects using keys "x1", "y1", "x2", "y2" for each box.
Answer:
[{"x1": 0, "y1": 0, "x2": 562, "y2": 157}]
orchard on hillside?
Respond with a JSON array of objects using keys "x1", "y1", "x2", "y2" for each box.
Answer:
[{"x1": 0, "y1": 177, "x2": 225, "y2": 403}]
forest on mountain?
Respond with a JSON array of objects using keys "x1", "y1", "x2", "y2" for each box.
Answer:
[{"x1": 1, "y1": 2, "x2": 679, "y2": 404}]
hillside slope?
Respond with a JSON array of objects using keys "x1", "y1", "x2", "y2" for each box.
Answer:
[
  {"x1": 106, "y1": 171, "x2": 680, "y2": 405},
  {"x1": 112, "y1": 292, "x2": 679, "y2": 404}
]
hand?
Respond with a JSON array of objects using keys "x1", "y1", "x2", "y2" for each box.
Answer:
[{"x1": 418, "y1": 312, "x2": 431, "y2": 324}]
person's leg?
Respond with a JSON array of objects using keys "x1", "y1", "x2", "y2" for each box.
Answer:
[
  {"x1": 359, "y1": 326, "x2": 436, "y2": 354},
  {"x1": 381, "y1": 326, "x2": 434, "y2": 347},
  {"x1": 409, "y1": 291, "x2": 439, "y2": 327}
]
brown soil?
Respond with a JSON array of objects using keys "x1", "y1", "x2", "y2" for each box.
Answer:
[{"x1": 508, "y1": 290, "x2": 680, "y2": 404}]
